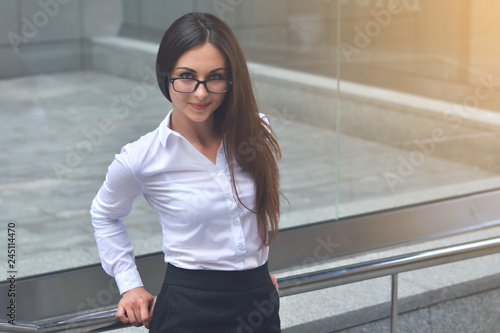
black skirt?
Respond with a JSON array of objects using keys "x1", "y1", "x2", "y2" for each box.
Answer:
[{"x1": 149, "y1": 262, "x2": 281, "y2": 333}]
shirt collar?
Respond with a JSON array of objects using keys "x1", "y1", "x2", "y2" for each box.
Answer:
[{"x1": 158, "y1": 109, "x2": 179, "y2": 148}]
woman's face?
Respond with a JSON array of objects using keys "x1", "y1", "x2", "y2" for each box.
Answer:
[{"x1": 169, "y1": 42, "x2": 229, "y2": 127}]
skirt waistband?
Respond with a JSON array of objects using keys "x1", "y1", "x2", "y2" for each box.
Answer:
[{"x1": 163, "y1": 262, "x2": 271, "y2": 292}]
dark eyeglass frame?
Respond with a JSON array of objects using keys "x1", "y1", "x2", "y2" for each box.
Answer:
[{"x1": 167, "y1": 72, "x2": 233, "y2": 94}]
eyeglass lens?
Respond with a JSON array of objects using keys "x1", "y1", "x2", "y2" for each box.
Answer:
[{"x1": 173, "y1": 79, "x2": 229, "y2": 93}]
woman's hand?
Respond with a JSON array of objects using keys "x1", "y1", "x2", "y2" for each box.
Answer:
[
  {"x1": 116, "y1": 286, "x2": 156, "y2": 329},
  {"x1": 270, "y1": 274, "x2": 279, "y2": 292}
]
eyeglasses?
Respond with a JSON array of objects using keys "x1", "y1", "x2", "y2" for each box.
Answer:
[{"x1": 167, "y1": 73, "x2": 232, "y2": 94}]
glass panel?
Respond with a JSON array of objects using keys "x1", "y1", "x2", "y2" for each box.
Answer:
[
  {"x1": 2, "y1": 0, "x2": 499, "y2": 278},
  {"x1": 337, "y1": 0, "x2": 500, "y2": 216}
]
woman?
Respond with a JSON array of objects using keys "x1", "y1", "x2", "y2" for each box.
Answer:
[{"x1": 91, "y1": 12, "x2": 282, "y2": 332}]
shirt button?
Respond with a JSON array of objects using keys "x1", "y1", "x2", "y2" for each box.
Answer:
[
  {"x1": 232, "y1": 219, "x2": 239, "y2": 226},
  {"x1": 219, "y1": 148, "x2": 224, "y2": 154},
  {"x1": 218, "y1": 173, "x2": 223, "y2": 180},
  {"x1": 238, "y1": 243, "x2": 245, "y2": 250}
]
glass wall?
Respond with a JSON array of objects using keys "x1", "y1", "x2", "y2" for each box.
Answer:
[
  {"x1": 336, "y1": 0, "x2": 500, "y2": 215},
  {"x1": 1, "y1": 0, "x2": 500, "y2": 278}
]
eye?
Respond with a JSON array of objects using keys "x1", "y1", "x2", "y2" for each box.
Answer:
[
  {"x1": 180, "y1": 72, "x2": 194, "y2": 79},
  {"x1": 209, "y1": 73, "x2": 223, "y2": 80}
]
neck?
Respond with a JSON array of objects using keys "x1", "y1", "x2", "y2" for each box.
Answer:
[{"x1": 171, "y1": 111, "x2": 221, "y2": 148}]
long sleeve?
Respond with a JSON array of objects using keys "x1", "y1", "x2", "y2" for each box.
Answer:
[{"x1": 90, "y1": 147, "x2": 145, "y2": 294}]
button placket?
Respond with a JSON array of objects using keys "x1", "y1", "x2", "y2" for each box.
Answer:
[
  {"x1": 235, "y1": 238, "x2": 246, "y2": 262},
  {"x1": 213, "y1": 170, "x2": 236, "y2": 205},
  {"x1": 229, "y1": 208, "x2": 245, "y2": 263},
  {"x1": 214, "y1": 143, "x2": 246, "y2": 263},
  {"x1": 215, "y1": 143, "x2": 226, "y2": 167}
]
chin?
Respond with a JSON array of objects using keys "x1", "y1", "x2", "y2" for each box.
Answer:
[{"x1": 187, "y1": 109, "x2": 215, "y2": 123}]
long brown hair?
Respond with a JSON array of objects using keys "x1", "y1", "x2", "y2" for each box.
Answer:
[{"x1": 156, "y1": 12, "x2": 282, "y2": 246}]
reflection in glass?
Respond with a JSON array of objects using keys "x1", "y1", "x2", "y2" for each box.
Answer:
[{"x1": 1, "y1": 0, "x2": 500, "y2": 278}]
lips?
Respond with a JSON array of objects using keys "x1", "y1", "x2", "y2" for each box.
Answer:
[{"x1": 190, "y1": 102, "x2": 211, "y2": 111}]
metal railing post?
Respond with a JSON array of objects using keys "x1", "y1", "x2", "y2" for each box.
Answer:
[{"x1": 391, "y1": 273, "x2": 399, "y2": 333}]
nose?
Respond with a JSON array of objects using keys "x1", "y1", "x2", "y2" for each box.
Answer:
[{"x1": 193, "y1": 81, "x2": 209, "y2": 98}]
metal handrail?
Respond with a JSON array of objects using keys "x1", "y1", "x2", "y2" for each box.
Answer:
[
  {"x1": 1, "y1": 237, "x2": 500, "y2": 332},
  {"x1": 277, "y1": 236, "x2": 500, "y2": 296},
  {"x1": 278, "y1": 236, "x2": 500, "y2": 333}
]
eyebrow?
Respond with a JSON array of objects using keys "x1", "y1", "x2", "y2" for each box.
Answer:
[{"x1": 175, "y1": 67, "x2": 227, "y2": 73}]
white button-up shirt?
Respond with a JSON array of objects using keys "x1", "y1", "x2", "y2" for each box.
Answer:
[{"x1": 91, "y1": 110, "x2": 269, "y2": 294}]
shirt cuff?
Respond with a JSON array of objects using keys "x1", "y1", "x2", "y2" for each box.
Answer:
[{"x1": 115, "y1": 268, "x2": 144, "y2": 295}]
